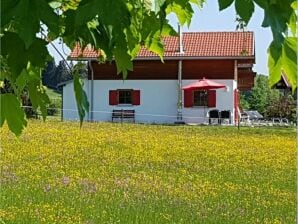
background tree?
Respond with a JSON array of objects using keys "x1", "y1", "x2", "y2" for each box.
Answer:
[
  {"x1": 249, "y1": 75, "x2": 281, "y2": 114},
  {"x1": 42, "y1": 60, "x2": 72, "y2": 91},
  {"x1": 241, "y1": 75, "x2": 281, "y2": 114},
  {"x1": 1, "y1": 0, "x2": 297, "y2": 135},
  {"x1": 42, "y1": 61, "x2": 58, "y2": 90},
  {"x1": 266, "y1": 95, "x2": 297, "y2": 122},
  {"x1": 240, "y1": 74, "x2": 296, "y2": 122}
]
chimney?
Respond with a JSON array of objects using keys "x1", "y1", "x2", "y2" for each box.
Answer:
[{"x1": 178, "y1": 24, "x2": 184, "y2": 54}]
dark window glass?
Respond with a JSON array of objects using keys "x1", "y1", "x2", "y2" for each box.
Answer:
[
  {"x1": 118, "y1": 90, "x2": 132, "y2": 104},
  {"x1": 193, "y1": 91, "x2": 207, "y2": 106}
]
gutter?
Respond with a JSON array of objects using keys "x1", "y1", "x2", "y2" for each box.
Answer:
[
  {"x1": 88, "y1": 60, "x2": 94, "y2": 121},
  {"x1": 68, "y1": 56, "x2": 255, "y2": 61}
]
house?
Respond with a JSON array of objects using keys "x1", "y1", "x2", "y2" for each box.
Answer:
[
  {"x1": 61, "y1": 31, "x2": 256, "y2": 124},
  {"x1": 272, "y1": 72, "x2": 293, "y2": 96}
]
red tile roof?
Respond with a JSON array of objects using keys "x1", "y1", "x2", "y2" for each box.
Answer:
[{"x1": 69, "y1": 31, "x2": 254, "y2": 59}]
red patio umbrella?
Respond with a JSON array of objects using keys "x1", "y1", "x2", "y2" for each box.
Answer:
[
  {"x1": 182, "y1": 78, "x2": 227, "y2": 123},
  {"x1": 182, "y1": 77, "x2": 226, "y2": 91}
]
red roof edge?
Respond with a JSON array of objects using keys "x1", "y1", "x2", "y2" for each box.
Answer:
[{"x1": 281, "y1": 71, "x2": 292, "y2": 88}]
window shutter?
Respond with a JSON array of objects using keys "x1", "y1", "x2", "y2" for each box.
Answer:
[
  {"x1": 207, "y1": 90, "x2": 216, "y2": 107},
  {"x1": 109, "y1": 90, "x2": 118, "y2": 105},
  {"x1": 184, "y1": 90, "x2": 193, "y2": 108},
  {"x1": 132, "y1": 90, "x2": 140, "y2": 105}
]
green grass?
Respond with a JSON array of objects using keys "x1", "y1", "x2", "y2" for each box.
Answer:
[
  {"x1": 45, "y1": 88, "x2": 62, "y2": 118},
  {"x1": 46, "y1": 88, "x2": 61, "y2": 100},
  {"x1": 0, "y1": 121, "x2": 296, "y2": 223}
]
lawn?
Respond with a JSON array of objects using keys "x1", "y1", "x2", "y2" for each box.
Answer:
[{"x1": 0, "y1": 121, "x2": 296, "y2": 223}]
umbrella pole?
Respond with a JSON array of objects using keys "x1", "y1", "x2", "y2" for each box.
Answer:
[{"x1": 204, "y1": 90, "x2": 207, "y2": 124}]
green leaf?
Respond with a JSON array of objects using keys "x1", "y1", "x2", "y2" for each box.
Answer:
[
  {"x1": 35, "y1": 0, "x2": 60, "y2": 36},
  {"x1": 2, "y1": 0, "x2": 59, "y2": 48},
  {"x1": 291, "y1": 1, "x2": 298, "y2": 10},
  {"x1": 27, "y1": 83, "x2": 50, "y2": 121},
  {"x1": 1, "y1": 32, "x2": 28, "y2": 79},
  {"x1": 153, "y1": 0, "x2": 167, "y2": 12},
  {"x1": 253, "y1": 0, "x2": 268, "y2": 9},
  {"x1": 288, "y1": 12, "x2": 297, "y2": 36},
  {"x1": 268, "y1": 38, "x2": 297, "y2": 91},
  {"x1": 282, "y1": 38, "x2": 297, "y2": 90},
  {"x1": 262, "y1": 2, "x2": 293, "y2": 36},
  {"x1": 161, "y1": 23, "x2": 177, "y2": 36},
  {"x1": 235, "y1": 0, "x2": 254, "y2": 24},
  {"x1": 16, "y1": 69, "x2": 28, "y2": 95},
  {"x1": 113, "y1": 44, "x2": 133, "y2": 78},
  {"x1": 1, "y1": 0, "x2": 19, "y2": 29},
  {"x1": 1, "y1": 32, "x2": 51, "y2": 82},
  {"x1": 14, "y1": 65, "x2": 51, "y2": 121},
  {"x1": 0, "y1": 93, "x2": 27, "y2": 136},
  {"x1": 268, "y1": 41, "x2": 283, "y2": 87},
  {"x1": 27, "y1": 39, "x2": 49, "y2": 68},
  {"x1": 218, "y1": 0, "x2": 234, "y2": 10},
  {"x1": 146, "y1": 35, "x2": 164, "y2": 60},
  {"x1": 166, "y1": 1, "x2": 194, "y2": 26},
  {"x1": 75, "y1": 0, "x2": 130, "y2": 28},
  {"x1": 73, "y1": 74, "x2": 89, "y2": 126},
  {"x1": 49, "y1": 1, "x2": 62, "y2": 9},
  {"x1": 189, "y1": 0, "x2": 204, "y2": 7}
]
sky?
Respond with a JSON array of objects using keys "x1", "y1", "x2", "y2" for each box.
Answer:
[{"x1": 48, "y1": 1, "x2": 272, "y2": 75}]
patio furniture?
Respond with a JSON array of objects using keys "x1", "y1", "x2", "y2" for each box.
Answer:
[
  {"x1": 220, "y1": 110, "x2": 231, "y2": 124},
  {"x1": 208, "y1": 109, "x2": 220, "y2": 125},
  {"x1": 112, "y1": 109, "x2": 135, "y2": 123}
]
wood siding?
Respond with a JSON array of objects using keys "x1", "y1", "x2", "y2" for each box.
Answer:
[
  {"x1": 90, "y1": 60, "x2": 178, "y2": 80},
  {"x1": 238, "y1": 71, "x2": 256, "y2": 91},
  {"x1": 182, "y1": 60, "x2": 234, "y2": 79},
  {"x1": 90, "y1": 59, "x2": 255, "y2": 90}
]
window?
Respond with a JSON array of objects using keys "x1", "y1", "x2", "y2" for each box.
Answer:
[
  {"x1": 184, "y1": 90, "x2": 216, "y2": 108},
  {"x1": 109, "y1": 89, "x2": 140, "y2": 106},
  {"x1": 118, "y1": 90, "x2": 132, "y2": 104},
  {"x1": 193, "y1": 91, "x2": 207, "y2": 106}
]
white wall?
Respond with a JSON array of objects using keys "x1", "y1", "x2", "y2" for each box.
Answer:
[
  {"x1": 62, "y1": 80, "x2": 90, "y2": 120},
  {"x1": 90, "y1": 80, "x2": 178, "y2": 123},
  {"x1": 63, "y1": 79, "x2": 236, "y2": 124}
]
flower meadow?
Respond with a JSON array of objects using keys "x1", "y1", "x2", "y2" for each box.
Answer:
[{"x1": 0, "y1": 120, "x2": 296, "y2": 224}]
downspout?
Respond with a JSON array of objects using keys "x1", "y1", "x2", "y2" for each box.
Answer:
[
  {"x1": 88, "y1": 60, "x2": 94, "y2": 121},
  {"x1": 61, "y1": 86, "x2": 63, "y2": 121},
  {"x1": 176, "y1": 25, "x2": 184, "y2": 122},
  {"x1": 234, "y1": 60, "x2": 238, "y2": 82},
  {"x1": 234, "y1": 60, "x2": 238, "y2": 125},
  {"x1": 177, "y1": 60, "x2": 183, "y2": 121}
]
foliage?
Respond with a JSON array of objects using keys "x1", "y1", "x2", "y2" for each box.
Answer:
[
  {"x1": 21, "y1": 90, "x2": 39, "y2": 119},
  {"x1": 0, "y1": 121, "x2": 296, "y2": 223},
  {"x1": 47, "y1": 102, "x2": 59, "y2": 116},
  {"x1": 240, "y1": 74, "x2": 297, "y2": 121},
  {"x1": 249, "y1": 75, "x2": 281, "y2": 114},
  {"x1": 1, "y1": 0, "x2": 297, "y2": 135},
  {"x1": 266, "y1": 95, "x2": 297, "y2": 122},
  {"x1": 73, "y1": 62, "x2": 89, "y2": 125},
  {"x1": 42, "y1": 60, "x2": 72, "y2": 91},
  {"x1": 240, "y1": 75, "x2": 280, "y2": 114},
  {"x1": 239, "y1": 92, "x2": 250, "y2": 110}
]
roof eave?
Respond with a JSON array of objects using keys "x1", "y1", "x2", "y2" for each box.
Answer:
[
  {"x1": 68, "y1": 56, "x2": 255, "y2": 61},
  {"x1": 68, "y1": 56, "x2": 97, "y2": 61},
  {"x1": 135, "y1": 56, "x2": 255, "y2": 60},
  {"x1": 57, "y1": 79, "x2": 73, "y2": 87}
]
